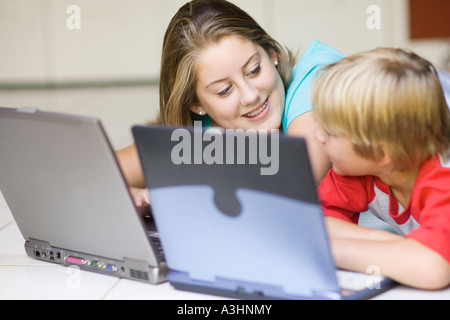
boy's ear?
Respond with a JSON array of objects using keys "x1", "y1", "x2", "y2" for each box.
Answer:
[{"x1": 376, "y1": 142, "x2": 393, "y2": 167}]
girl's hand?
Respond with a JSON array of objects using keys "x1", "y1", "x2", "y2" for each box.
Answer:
[{"x1": 129, "y1": 187, "x2": 151, "y2": 215}]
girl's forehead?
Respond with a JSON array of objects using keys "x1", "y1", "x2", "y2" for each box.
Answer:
[
  {"x1": 195, "y1": 37, "x2": 264, "y2": 77},
  {"x1": 199, "y1": 36, "x2": 261, "y2": 62}
]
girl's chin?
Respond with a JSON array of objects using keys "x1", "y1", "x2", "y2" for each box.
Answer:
[{"x1": 244, "y1": 116, "x2": 281, "y2": 130}]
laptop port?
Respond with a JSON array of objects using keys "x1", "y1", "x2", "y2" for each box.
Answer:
[
  {"x1": 66, "y1": 256, "x2": 85, "y2": 265},
  {"x1": 106, "y1": 264, "x2": 117, "y2": 272}
]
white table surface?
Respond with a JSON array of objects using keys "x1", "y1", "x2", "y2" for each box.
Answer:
[{"x1": 1, "y1": 192, "x2": 449, "y2": 300}]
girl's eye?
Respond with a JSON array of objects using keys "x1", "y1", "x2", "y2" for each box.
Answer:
[
  {"x1": 247, "y1": 64, "x2": 261, "y2": 77},
  {"x1": 216, "y1": 64, "x2": 261, "y2": 97},
  {"x1": 218, "y1": 85, "x2": 232, "y2": 97}
]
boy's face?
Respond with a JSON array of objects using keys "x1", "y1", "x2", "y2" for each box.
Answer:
[{"x1": 315, "y1": 127, "x2": 381, "y2": 176}]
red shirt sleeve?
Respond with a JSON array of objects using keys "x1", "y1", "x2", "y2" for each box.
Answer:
[
  {"x1": 406, "y1": 156, "x2": 450, "y2": 263},
  {"x1": 317, "y1": 170, "x2": 375, "y2": 224}
]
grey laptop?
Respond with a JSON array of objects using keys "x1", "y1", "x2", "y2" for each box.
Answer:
[
  {"x1": 133, "y1": 124, "x2": 396, "y2": 300},
  {"x1": 0, "y1": 107, "x2": 167, "y2": 284}
]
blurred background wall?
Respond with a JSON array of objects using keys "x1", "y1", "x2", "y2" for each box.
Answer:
[{"x1": 0, "y1": 0, "x2": 449, "y2": 150}]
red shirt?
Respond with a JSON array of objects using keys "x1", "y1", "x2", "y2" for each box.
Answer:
[{"x1": 318, "y1": 153, "x2": 450, "y2": 263}]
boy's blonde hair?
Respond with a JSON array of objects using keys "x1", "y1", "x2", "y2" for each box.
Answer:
[{"x1": 313, "y1": 47, "x2": 450, "y2": 170}]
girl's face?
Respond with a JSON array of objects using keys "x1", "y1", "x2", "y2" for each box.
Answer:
[{"x1": 191, "y1": 36, "x2": 285, "y2": 130}]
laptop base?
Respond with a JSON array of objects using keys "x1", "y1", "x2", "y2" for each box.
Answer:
[
  {"x1": 170, "y1": 278, "x2": 396, "y2": 301},
  {"x1": 168, "y1": 271, "x2": 346, "y2": 300},
  {"x1": 25, "y1": 239, "x2": 168, "y2": 284},
  {"x1": 169, "y1": 270, "x2": 396, "y2": 300},
  {"x1": 172, "y1": 281, "x2": 280, "y2": 300}
]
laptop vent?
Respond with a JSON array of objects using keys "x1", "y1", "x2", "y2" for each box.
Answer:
[{"x1": 130, "y1": 269, "x2": 149, "y2": 281}]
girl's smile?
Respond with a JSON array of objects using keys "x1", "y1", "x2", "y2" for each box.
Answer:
[{"x1": 191, "y1": 36, "x2": 285, "y2": 130}]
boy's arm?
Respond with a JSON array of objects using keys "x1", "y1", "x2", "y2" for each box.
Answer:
[
  {"x1": 321, "y1": 160, "x2": 450, "y2": 289},
  {"x1": 318, "y1": 171, "x2": 374, "y2": 224},
  {"x1": 325, "y1": 216, "x2": 400, "y2": 241},
  {"x1": 329, "y1": 231, "x2": 450, "y2": 290}
]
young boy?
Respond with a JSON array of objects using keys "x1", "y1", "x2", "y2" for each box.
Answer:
[{"x1": 312, "y1": 48, "x2": 450, "y2": 290}]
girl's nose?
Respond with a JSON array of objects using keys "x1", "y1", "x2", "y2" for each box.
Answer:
[{"x1": 240, "y1": 81, "x2": 261, "y2": 106}]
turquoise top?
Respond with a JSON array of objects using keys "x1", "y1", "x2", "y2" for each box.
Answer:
[
  {"x1": 201, "y1": 40, "x2": 343, "y2": 131},
  {"x1": 282, "y1": 40, "x2": 343, "y2": 132}
]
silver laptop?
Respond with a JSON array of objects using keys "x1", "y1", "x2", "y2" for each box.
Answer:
[
  {"x1": 133, "y1": 124, "x2": 396, "y2": 300},
  {"x1": 0, "y1": 107, "x2": 167, "y2": 284}
]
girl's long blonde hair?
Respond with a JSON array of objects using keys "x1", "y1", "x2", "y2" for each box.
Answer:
[{"x1": 157, "y1": 0, "x2": 296, "y2": 126}]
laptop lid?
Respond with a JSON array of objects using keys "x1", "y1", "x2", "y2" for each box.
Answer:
[
  {"x1": 132, "y1": 123, "x2": 342, "y2": 299},
  {"x1": 0, "y1": 107, "x2": 167, "y2": 283}
]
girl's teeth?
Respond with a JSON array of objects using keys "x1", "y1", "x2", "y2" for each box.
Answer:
[{"x1": 244, "y1": 102, "x2": 268, "y2": 118}]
